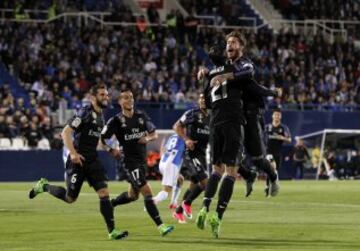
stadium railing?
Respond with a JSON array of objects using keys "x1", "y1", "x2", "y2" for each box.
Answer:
[{"x1": 2, "y1": 8, "x2": 359, "y2": 38}]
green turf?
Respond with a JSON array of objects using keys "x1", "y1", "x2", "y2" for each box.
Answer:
[{"x1": 0, "y1": 180, "x2": 359, "y2": 251}]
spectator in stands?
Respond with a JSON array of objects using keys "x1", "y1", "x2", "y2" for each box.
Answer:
[
  {"x1": 0, "y1": 115, "x2": 10, "y2": 138},
  {"x1": 25, "y1": 122, "x2": 42, "y2": 149},
  {"x1": 19, "y1": 115, "x2": 30, "y2": 137},
  {"x1": 5, "y1": 115, "x2": 19, "y2": 138},
  {"x1": 147, "y1": 3, "x2": 160, "y2": 24},
  {"x1": 0, "y1": 5, "x2": 359, "y2": 150},
  {"x1": 40, "y1": 116, "x2": 53, "y2": 141}
]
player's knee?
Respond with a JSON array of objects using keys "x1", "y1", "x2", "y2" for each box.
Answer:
[
  {"x1": 199, "y1": 178, "x2": 208, "y2": 189},
  {"x1": 177, "y1": 176, "x2": 184, "y2": 186},
  {"x1": 96, "y1": 188, "x2": 109, "y2": 198},
  {"x1": 164, "y1": 186, "x2": 172, "y2": 193},
  {"x1": 213, "y1": 165, "x2": 225, "y2": 175},
  {"x1": 140, "y1": 183, "x2": 153, "y2": 197},
  {"x1": 129, "y1": 192, "x2": 139, "y2": 201},
  {"x1": 225, "y1": 166, "x2": 238, "y2": 178}
]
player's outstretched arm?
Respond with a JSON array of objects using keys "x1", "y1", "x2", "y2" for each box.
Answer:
[{"x1": 245, "y1": 79, "x2": 279, "y2": 97}]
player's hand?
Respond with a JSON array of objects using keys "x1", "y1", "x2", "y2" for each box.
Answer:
[
  {"x1": 197, "y1": 67, "x2": 209, "y2": 81},
  {"x1": 109, "y1": 149, "x2": 121, "y2": 159},
  {"x1": 275, "y1": 88, "x2": 283, "y2": 97},
  {"x1": 138, "y1": 136, "x2": 149, "y2": 144},
  {"x1": 210, "y1": 74, "x2": 227, "y2": 87},
  {"x1": 185, "y1": 139, "x2": 197, "y2": 151},
  {"x1": 70, "y1": 152, "x2": 85, "y2": 166}
]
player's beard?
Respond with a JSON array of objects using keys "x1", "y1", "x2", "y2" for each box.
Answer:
[
  {"x1": 97, "y1": 99, "x2": 108, "y2": 109},
  {"x1": 229, "y1": 49, "x2": 240, "y2": 61}
]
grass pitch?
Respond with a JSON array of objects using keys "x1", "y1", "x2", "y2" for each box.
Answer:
[{"x1": 0, "y1": 180, "x2": 359, "y2": 251}]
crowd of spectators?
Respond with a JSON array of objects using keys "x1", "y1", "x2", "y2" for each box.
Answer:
[
  {"x1": 0, "y1": 0, "x2": 135, "y2": 22},
  {"x1": 271, "y1": 0, "x2": 360, "y2": 21},
  {"x1": 1, "y1": 20, "x2": 359, "y2": 111},
  {"x1": 0, "y1": 83, "x2": 54, "y2": 147},
  {"x1": 179, "y1": 0, "x2": 246, "y2": 26},
  {"x1": 0, "y1": 4, "x2": 360, "y2": 143},
  {"x1": 0, "y1": 0, "x2": 129, "y2": 12}
]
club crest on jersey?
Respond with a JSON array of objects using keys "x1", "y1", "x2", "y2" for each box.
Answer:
[
  {"x1": 120, "y1": 117, "x2": 127, "y2": 127},
  {"x1": 138, "y1": 117, "x2": 144, "y2": 125},
  {"x1": 198, "y1": 113, "x2": 203, "y2": 123},
  {"x1": 71, "y1": 117, "x2": 81, "y2": 128}
]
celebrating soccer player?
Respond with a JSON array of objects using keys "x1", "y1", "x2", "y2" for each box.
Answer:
[
  {"x1": 172, "y1": 93, "x2": 210, "y2": 224},
  {"x1": 29, "y1": 84, "x2": 128, "y2": 240},
  {"x1": 101, "y1": 88, "x2": 174, "y2": 237}
]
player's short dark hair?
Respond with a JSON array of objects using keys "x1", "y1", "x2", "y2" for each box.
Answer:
[
  {"x1": 273, "y1": 108, "x2": 282, "y2": 113},
  {"x1": 120, "y1": 87, "x2": 133, "y2": 93},
  {"x1": 208, "y1": 45, "x2": 225, "y2": 66},
  {"x1": 90, "y1": 83, "x2": 107, "y2": 96},
  {"x1": 225, "y1": 31, "x2": 247, "y2": 47},
  {"x1": 118, "y1": 87, "x2": 133, "y2": 100}
]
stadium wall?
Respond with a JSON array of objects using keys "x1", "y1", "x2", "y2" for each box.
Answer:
[
  {"x1": 0, "y1": 151, "x2": 117, "y2": 182},
  {"x1": 106, "y1": 108, "x2": 360, "y2": 136},
  {"x1": 0, "y1": 147, "x2": 295, "y2": 181},
  {"x1": 1, "y1": 110, "x2": 359, "y2": 181}
]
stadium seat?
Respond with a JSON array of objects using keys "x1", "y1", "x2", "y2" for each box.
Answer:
[
  {"x1": 11, "y1": 138, "x2": 25, "y2": 150},
  {"x1": 0, "y1": 138, "x2": 12, "y2": 150},
  {"x1": 37, "y1": 138, "x2": 51, "y2": 150}
]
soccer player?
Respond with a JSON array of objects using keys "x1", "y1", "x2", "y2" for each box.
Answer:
[
  {"x1": 265, "y1": 108, "x2": 291, "y2": 195},
  {"x1": 100, "y1": 88, "x2": 174, "y2": 237},
  {"x1": 172, "y1": 93, "x2": 210, "y2": 224},
  {"x1": 241, "y1": 78, "x2": 282, "y2": 198},
  {"x1": 195, "y1": 31, "x2": 251, "y2": 238},
  {"x1": 153, "y1": 134, "x2": 186, "y2": 208},
  {"x1": 266, "y1": 109, "x2": 291, "y2": 169},
  {"x1": 205, "y1": 44, "x2": 281, "y2": 198},
  {"x1": 29, "y1": 84, "x2": 128, "y2": 240}
]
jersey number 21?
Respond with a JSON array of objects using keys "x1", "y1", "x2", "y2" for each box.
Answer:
[{"x1": 211, "y1": 81, "x2": 228, "y2": 102}]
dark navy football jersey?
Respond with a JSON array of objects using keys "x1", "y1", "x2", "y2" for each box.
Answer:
[
  {"x1": 67, "y1": 105, "x2": 105, "y2": 161},
  {"x1": 179, "y1": 108, "x2": 210, "y2": 156},
  {"x1": 265, "y1": 123, "x2": 291, "y2": 155},
  {"x1": 208, "y1": 57, "x2": 256, "y2": 126},
  {"x1": 101, "y1": 110, "x2": 156, "y2": 164}
]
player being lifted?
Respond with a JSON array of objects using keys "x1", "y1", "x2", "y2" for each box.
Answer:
[
  {"x1": 101, "y1": 88, "x2": 174, "y2": 237},
  {"x1": 194, "y1": 31, "x2": 249, "y2": 238},
  {"x1": 29, "y1": 84, "x2": 128, "y2": 240},
  {"x1": 196, "y1": 31, "x2": 281, "y2": 238},
  {"x1": 203, "y1": 44, "x2": 280, "y2": 198},
  {"x1": 172, "y1": 93, "x2": 210, "y2": 224},
  {"x1": 152, "y1": 133, "x2": 186, "y2": 208}
]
